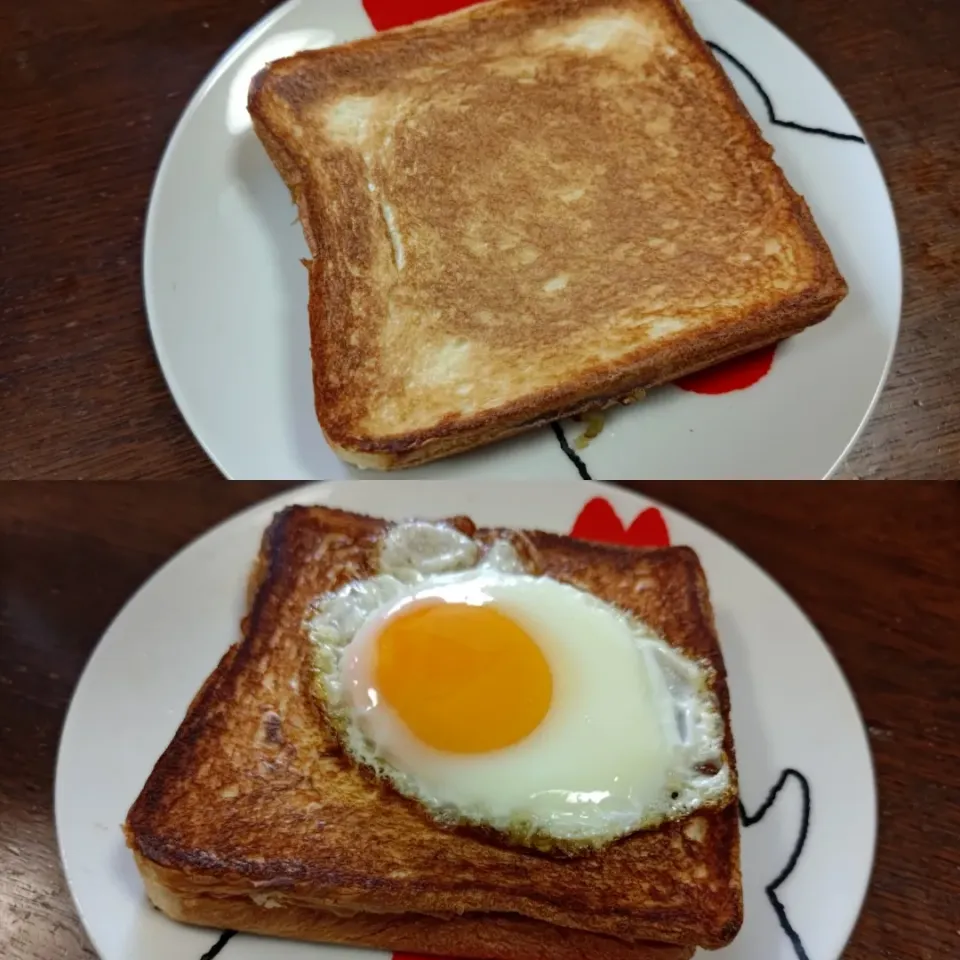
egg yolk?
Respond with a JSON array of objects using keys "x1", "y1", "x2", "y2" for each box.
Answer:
[{"x1": 374, "y1": 600, "x2": 553, "y2": 754}]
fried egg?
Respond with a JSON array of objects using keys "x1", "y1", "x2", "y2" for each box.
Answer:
[{"x1": 306, "y1": 521, "x2": 732, "y2": 852}]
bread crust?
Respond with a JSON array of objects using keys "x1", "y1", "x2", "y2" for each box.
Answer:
[
  {"x1": 125, "y1": 506, "x2": 742, "y2": 955},
  {"x1": 136, "y1": 858, "x2": 694, "y2": 960}
]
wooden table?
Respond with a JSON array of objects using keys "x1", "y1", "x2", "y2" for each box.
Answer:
[
  {"x1": 2, "y1": 0, "x2": 958, "y2": 478},
  {"x1": 1, "y1": 481, "x2": 958, "y2": 958}
]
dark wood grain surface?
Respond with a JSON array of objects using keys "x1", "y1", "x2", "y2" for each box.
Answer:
[
  {"x1": 1, "y1": 481, "x2": 958, "y2": 958},
  {"x1": 1, "y1": 0, "x2": 959, "y2": 479}
]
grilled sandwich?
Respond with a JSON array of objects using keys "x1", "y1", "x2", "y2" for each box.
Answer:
[
  {"x1": 125, "y1": 505, "x2": 742, "y2": 959},
  {"x1": 249, "y1": 0, "x2": 847, "y2": 469}
]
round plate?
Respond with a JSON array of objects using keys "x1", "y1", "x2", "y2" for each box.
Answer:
[
  {"x1": 56, "y1": 482, "x2": 876, "y2": 960},
  {"x1": 143, "y1": 0, "x2": 900, "y2": 480}
]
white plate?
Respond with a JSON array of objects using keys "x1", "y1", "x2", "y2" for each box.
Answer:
[
  {"x1": 56, "y1": 481, "x2": 876, "y2": 960},
  {"x1": 143, "y1": 0, "x2": 900, "y2": 480}
]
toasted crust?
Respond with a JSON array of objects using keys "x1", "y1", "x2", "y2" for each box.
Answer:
[
  {"x1": 248, "y1": 0, "x2": 847, "y2": 469},
  {"x1": 125, "y1": 506, "x2": 742, "y2": 956},
  {"x1": 136, "y1": 861, "x2": 694, "y2": 960}
]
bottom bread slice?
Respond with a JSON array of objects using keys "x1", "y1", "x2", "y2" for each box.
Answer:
[{"x1": 140, "y1": 868, "x2": 695, "y2": 960}]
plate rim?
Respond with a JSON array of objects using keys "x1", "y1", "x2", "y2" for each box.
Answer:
[{"x1": 141, "y1": 0, "x2": 304, "y2": 479}]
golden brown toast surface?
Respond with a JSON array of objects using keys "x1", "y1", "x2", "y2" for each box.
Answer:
[
  {"x1": 125, "y1": 506, "x2": 742, "y2": 954},
  {"x1": 249, "y1": 0, "x2": 847, "y2": 469}
]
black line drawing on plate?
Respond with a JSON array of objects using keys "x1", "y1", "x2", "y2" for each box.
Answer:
[
  {"x1": 740, "y1": 768, "x2": 813, "y2": 960},
  {"x1": 199, "y1": 929, "x2": 236, "y2": 960},
  {"x1": 707, "y1": 42, "x2": 866, "y2": 143},
  {"x1": 552, "y1": 423, "x2": 593, "y2": 479}
]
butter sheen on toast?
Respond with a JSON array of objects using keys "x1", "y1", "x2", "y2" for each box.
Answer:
[{"x1": 125, "y1": 506, "x2": 742, "y2": 959}]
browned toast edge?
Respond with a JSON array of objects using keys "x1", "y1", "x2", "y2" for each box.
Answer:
[{"x1": 136, "y1": 858, "x2": 695, "y2": 960}]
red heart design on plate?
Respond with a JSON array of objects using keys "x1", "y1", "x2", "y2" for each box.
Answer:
[
  {"x1": 570, "y1": 498, "x2": 671, "y2": 547},
  {"x1": 674, "y1": 344, "x2": 776, "y2": 394},
  {"x1": 364, "y1": 0, "x2": 482, "y2": 30}
]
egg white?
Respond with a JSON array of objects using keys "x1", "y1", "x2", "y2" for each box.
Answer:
[{"x1": 305, "y1": 521, "x2": 733, "y2": 852}]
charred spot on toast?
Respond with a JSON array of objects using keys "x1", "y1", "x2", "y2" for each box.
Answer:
[{"x1": 259, "y1": 710, "x2": 285, "y2": 746}]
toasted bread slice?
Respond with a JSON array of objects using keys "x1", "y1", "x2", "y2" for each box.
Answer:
[
  {"x1": 248, "y1": 0, "x2": 847, "y2": 469},
  {"x1": 125, "y1": 506, "x2": 742, "y2": 957}
]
